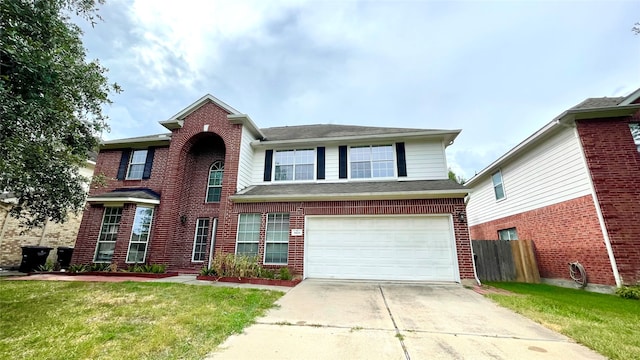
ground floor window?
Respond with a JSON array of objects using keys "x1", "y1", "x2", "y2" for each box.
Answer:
[
  {"x1": 94, "y1": 207, "x2": 123, "y2": 262},
  {"x1": 498, "y1": 227, "x2": 518, "y2": 241},
  {"x1": 126, "y1": 206, "x2": 154, "y2": 263},
  {"x1": 192, "y1": 218, "x2": 210, "y2": 262},
  {"x1": 236, "y1": 213, "x2": 260, "y2": 257},
  {"x1": 265, "y1": 213, "x2": 289, "y2": 264}
]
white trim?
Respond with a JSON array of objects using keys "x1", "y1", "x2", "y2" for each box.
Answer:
[
  {"x1": 227, "y1": 114, "x2": 265, "y2": 139},
  {"x1": 191, "y1": 218, "x2": 211, "y2": 263},
  {"x1": 235, "y1": 213, "x2": 261, "y2": 257},
  {"x1": 574, "y1": 127, "x2": 622, "y2": 287},
  {"x1": 125, "y1": 149, "x2": 148, "y2": 180},
  {"x1": 125, "y1": 206, "x2": 154, "y2": 264},
  {"x1": 263, "y1": 213, "x2": 289, "y2": 266},
  {"x1": 208, "y1": 218, "x2": 218, "y2": 269},
  {"x1": 93, "y1": 207, "x2": 123, "y2": 263},
  {"x1": 86, "y1": 197, "x2": 160, "y2": 205},
  {"x1": 231, "y1": 189, "x2": 468, "y2": 203},
  {"x1": 169, "y1": 94, "x2": 241, "y2": 119},
  {"x1": 272, "y1": 149, "x2": 316, "y2": 182},
  {"x1": 620, "y1": 88, "x2": 640, "y2": 106},
  {"x1": 205, "y1": 161, "x2": 224, "y2": 203}
]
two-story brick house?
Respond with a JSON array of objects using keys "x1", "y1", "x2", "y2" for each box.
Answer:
[
  {"x1": 466, "y1": 89, "x2": 640, "y2": 289},
  {"x1": 73, "y1": 94, "x2": 476, "y2": 282}
]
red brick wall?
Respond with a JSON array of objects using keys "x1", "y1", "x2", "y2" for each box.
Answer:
[
  {"x1": 227, "y1": 198, "x2": 475, "y2": 280},
  {"x1": 469, "y1": 195, "x2": 616, "y2": 285},
  {"x1": 577, "y1": 114, "x2": 640, "y2": 285}
]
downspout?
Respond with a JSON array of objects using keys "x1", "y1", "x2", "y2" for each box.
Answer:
[
  {"x1": 207, "y1": 218, "x2": 218, "y2": 269},
  {"x1": 464, "y1": 194, "x2": 482, "y2": 286},
  {"x1": 573, "y1": 126, "x2": 622, "y2": 287}
]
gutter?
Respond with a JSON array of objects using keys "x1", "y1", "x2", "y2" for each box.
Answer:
[{"x1": 251, "y1": 130, "x2": 460, "y2": 148}]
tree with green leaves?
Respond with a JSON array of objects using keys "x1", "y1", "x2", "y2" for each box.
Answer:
[
  {"x1": 448, "y1": 169, "x2": 465, "y2": 185},
  {"x1": 0, "y1": 0, "x2": 120, "y2": 228}
]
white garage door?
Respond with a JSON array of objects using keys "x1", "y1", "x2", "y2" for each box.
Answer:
[{"x1": 305, "y1": 215, "x2": 458, "y2": 281}]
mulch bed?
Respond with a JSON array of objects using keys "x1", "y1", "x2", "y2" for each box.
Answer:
[{"x1": 196, "y1": 275, "x2": 301, "y2": 287}]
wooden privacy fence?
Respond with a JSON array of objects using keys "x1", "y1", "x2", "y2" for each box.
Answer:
[{"x1": 471, "y1": 240, "x2": 540, "y2": 283}]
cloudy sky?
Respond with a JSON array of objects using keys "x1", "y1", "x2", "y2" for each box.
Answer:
[{"x1": 78, "y1": 0, "x2": 640, "y2": 180}]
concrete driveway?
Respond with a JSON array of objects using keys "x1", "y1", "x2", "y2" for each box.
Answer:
[{"x1": 206, "y1": 280, "x2": 604, "y2": 360}]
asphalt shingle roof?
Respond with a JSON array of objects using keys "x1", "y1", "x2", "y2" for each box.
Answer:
[
  {"x1": 570, "y1": 97, "x2": 624, "y2": 110},
  {"x1": 261, "y1": 124, "x2": 442, "y2": 141},
  {"x1": 92, "y1": 188, "x2": 161, "y2": 200},
  {"x1": 237, "y1": 179, "x2": 466, "y2": 197}
]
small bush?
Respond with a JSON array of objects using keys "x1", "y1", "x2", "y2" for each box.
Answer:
[
  {"x1": 259, "y1": 268, "x2": 276, "y2": 279},
  {"x1": 277, "y1": 267, "x2": 292, "y2": 281},
  {"x1": 211, "y1": 253, "x2": 260, "y2": 278},
  {"x1": 126, "y1": 264, "x2": 167, "y2": 274},
  {"x1": 68, "y1": 264, "x2": 89, "y2": 273},
  {"x1": 616, "y1": 286, "x2": 640, "y2": 300},
  {"x1": 199, "y1": 267, "x2": 218, "y2": 276},
  {"x1": 89, "y1": 263, "x2": 112, "y2": 272},
  {"x1": 36, "y1": 260, "x2": 56, "y2": 272}
]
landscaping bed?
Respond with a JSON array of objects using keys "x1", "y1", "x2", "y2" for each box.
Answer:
[
  {"x1": 29, "y1": 271, "x2": 179, "y2": 278},
  {"x1": 196, "y1": 275, "x2": 301, "y2": 287}
]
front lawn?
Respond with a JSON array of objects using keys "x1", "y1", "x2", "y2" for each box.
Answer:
[
  {"x1": 0, "y1": 281, "x2": 282, "y2": 360},
  {"x1": 485, "y1": 282, "x2": 640, "y2": 360}
]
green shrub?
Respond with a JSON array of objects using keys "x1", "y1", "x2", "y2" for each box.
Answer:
[
  {"x1": 36, "y1": 260, "x2": 56, "y2": 272},
  {"x1": 89, "y1": 263, "x2": 112, "y2": 272},
  {"x1": 211, "y1": 253, "x2": 260, "y2": 278},
  {"x1": 126, "y1": 264, "x2": 167, "y2": 274},
  {"x1": 68, "y1": 264, "x2": 89, "y2": 273},
  {"x1": 277, "y1": 267, "x2": 292, "y2": 281},
  {"x1": 616, "y1": 286, "x2": 640, "y2": 300},
  {"x1": 259, "y1": 268, "x2": 276, "y2": 279},
  {"x1": 199, "y1": 267, "x2": 218, "y2": 276}
]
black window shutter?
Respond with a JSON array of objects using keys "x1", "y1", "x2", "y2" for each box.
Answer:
[
  {"x1": 396, "y1": 142, "x2": 407, "y2": 177},
  {"x1": 338, "y1": 146, "x2": 348, "y2": 179},
  {"x1": 142, "y1": 147, "x2": 155, "y2": 179},
  {"x1": 316, "y1": 147, "x2": 325, "y2": 180},
  {"x1": 117, "y1": 149, "x2": 131, "y2": 180},
  {"x1": 263, "y1": 150, "x2": 273, "y2": 181}
]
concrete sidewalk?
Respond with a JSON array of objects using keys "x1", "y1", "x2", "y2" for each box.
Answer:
[{"x1": 206, "y1": 280, "x2": 605, "y2": 360}]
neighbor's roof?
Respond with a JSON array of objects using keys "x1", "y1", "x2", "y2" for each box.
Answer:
[
  {"x1": 465, "y1": 90, "x2": 640, "y2": 187},
  {"x1": 87, "y1": 188, "x2": 161, "y2": 205},
  {"x1": 231, "y1": 179, "x2": 467, "y2": 202}
]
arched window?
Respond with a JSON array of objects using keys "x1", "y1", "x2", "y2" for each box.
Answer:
[{"x1": 206, "y1": 161, "x2": 224, "y2": 203}]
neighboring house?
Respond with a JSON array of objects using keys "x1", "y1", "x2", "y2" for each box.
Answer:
[
  {"x1": 0, "y1": 160, "x2": 95, "y2": 269},
  {"x1": 72, "y1": 94, "x2": 476, "y2": 283},
  {"x1": 466, "y1": 89, "x2": 640, "y2": 288}
]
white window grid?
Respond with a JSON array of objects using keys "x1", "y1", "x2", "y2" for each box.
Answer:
[
  {"x1": 491, "y1": 170, "x2": 505, "y2": 200},
  {"x1": 264, "y1": 213, "x2": 289, "y2": 265},
  {"x1": 629, "y1": 123, "x2": 640, "y2": 152},
  {"x1": 192, "y1": 218, "x2": 210, "y2": 262},
  {"x1": 126, "y1": 206, "x2": 154, "y2": 263},
  {"x1": 274, "y1": 149, "x2": 315, "y2": 181},
  {"x1": 206, "y1": 161, "x2": 224, "y2": 203},
  {"x1": 94, "y1": 207, "x2": 123, "y2": 262},
  {"x1": 126, "y1": 149, "x2": 148, "y2": 180},
  {"x1": 236, "y1": 213, "x2": 261, "y2": 257},
  {"x1": 350, "y1": 145, "x2": 394, "y2": 179}
]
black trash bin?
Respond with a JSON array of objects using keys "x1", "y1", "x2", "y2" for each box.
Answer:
[
  {"x1": 56, "y1": 247, "x2": 74, "y2": 269},
  {"x1": 19, "y1": 246, "x2": 53, "y2": 273}
]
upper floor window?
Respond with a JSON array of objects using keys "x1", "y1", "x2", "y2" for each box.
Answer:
[
  {"x1": 274, "y1": 149, "x2": 314, "y2": 181},
  {"x1": 350, "y1": 145, "x2": 394, "y2": 178},
  {"x1": 498, "y1": 227, "x2": 518, "y2": 241},
  {"x1": 126, "y1": 149, "x2": 148, "y2": 180},
  {"x1": 629, "y1": 123, "x2": 640, "y2": 152},
  {"x1": 492, "y1": 170, "x2": 505, "y2": 200},
  {"x1": 206, "y1": 161, "x2": 224, "y2": 203}
]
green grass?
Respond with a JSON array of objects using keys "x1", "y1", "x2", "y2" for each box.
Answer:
[
  {"x1": 0, "y1": 281, "x2": 282, "y2": 360},
  {"x1": 485, "y1": 282, "x2": 640, "y2": 360}
]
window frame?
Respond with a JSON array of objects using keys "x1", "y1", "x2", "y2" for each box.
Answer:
[
  {"x1": 205, "y1": 161, "x2": 224, "y2": 203},
  {"x1": 94, "y1": 207, "x2": 123, "y2": 263},
  {"x1": 191, "y1": 218, "x2": 211, "y2": 262},
  {"x1": 349, "y1": 144, "x2": 395, "y2": 179},
  {"x1": 629, "y1": 123, "x2": 640, "y2": 152},
  {"x1": 235, "y1": 213, "x2": 261, "y2": 258},
  {"x1": 273, "y1": 149, "x2": 316, "y2": 182},
  {"x1": 125, "y1": 206, "x2": 154, "y2": 263},
  {"x1": 264, "y1": 213, "x2": 290, "y2": 265},
  {"x1": 498, "y1": 227, "x2": 518, "y2": 241},
  {"x1": 126, "y1": 149, "x2": 148, "y2": 180},
  {"x1": 491, "y1": 170, "x2": 506, "y2": 201}
]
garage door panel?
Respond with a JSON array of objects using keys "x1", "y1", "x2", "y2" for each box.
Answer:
[{"x1": 305, "y1": 216, "x2": 458, "y2": 281}]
